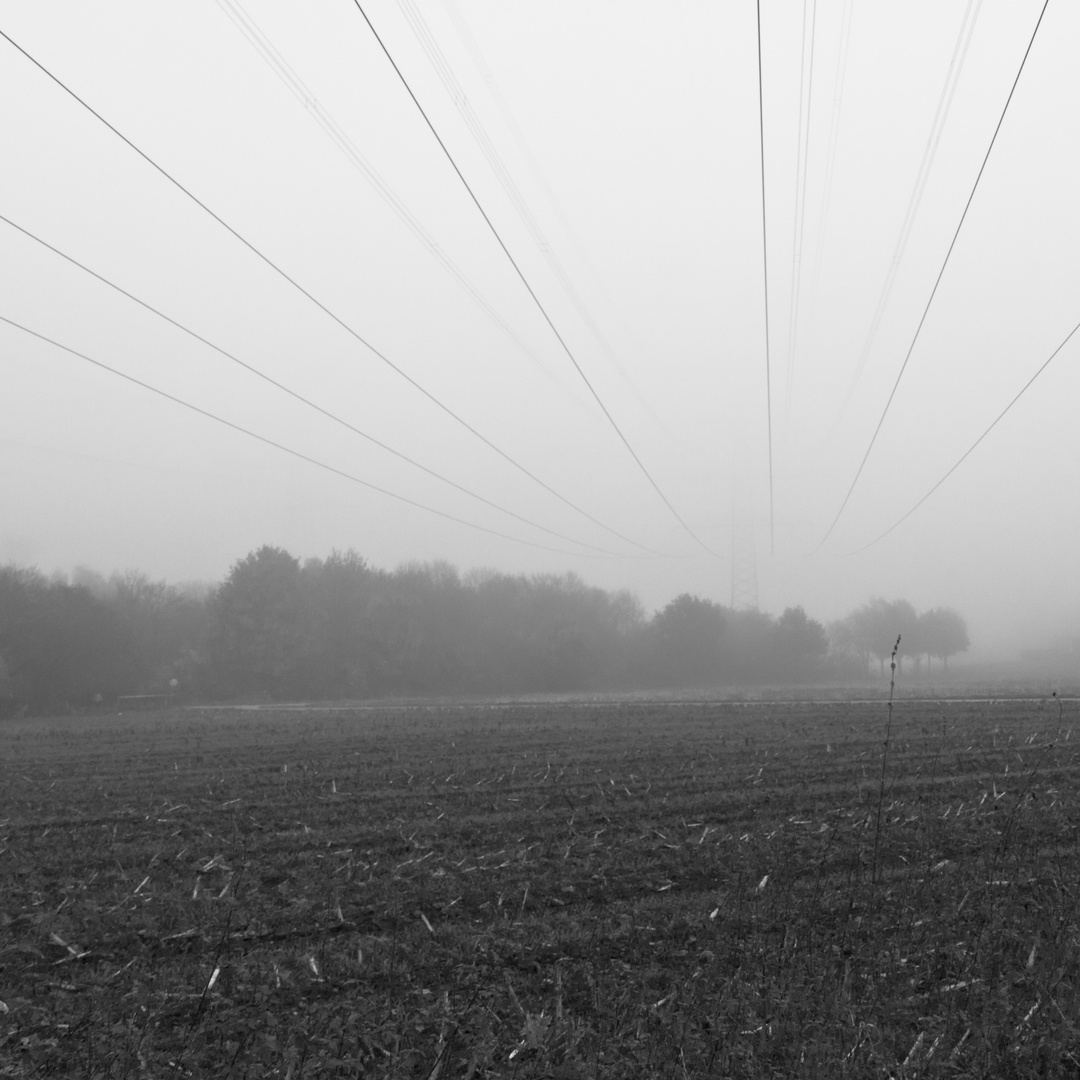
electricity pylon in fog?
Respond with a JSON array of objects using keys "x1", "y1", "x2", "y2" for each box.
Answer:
[{"x1": 729, "y1": 499, "x2": 759, "y2": 611}]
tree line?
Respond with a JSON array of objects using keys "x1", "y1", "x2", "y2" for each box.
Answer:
[
  {"x1": 0, "y1": 546, "x2": 969, "y2": 713},
  {"x1": 827, "y1": 597, "x2": 970, "y2": 676}
]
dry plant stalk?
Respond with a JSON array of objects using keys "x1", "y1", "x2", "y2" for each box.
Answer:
[{"x1": 871, "y1": 634, "x2": 901, "y2": 889}]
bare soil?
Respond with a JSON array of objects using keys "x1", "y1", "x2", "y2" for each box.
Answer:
[{"x1": 1, "y1": 695, "x2": 1078, "y2": 1076}]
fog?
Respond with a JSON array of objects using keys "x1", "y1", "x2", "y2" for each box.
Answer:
[{"x1": 2, "y1": 1, "x2": 1078, "y2": 665}]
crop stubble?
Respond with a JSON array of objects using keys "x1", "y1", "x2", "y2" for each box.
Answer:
[{"x1": 1, "y1": 696, "x2": 1078, "y2": 1076}]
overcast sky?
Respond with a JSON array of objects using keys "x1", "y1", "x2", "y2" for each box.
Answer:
[{"x1": 2, "y1": 1, "x2": 1077, "y2": 656}]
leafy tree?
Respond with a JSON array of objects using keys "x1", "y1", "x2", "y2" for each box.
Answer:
[
  {"x1": 827, "y1": 616, "x2": 871, "y2": 675},
  {"x1": 365, "y1": 561, "x2": 467, "y2": 693},
  {"x1": 598, "y1": 588, "x2": 646, "y2": 682},
  {"x1": 870, "y1": 599, "x2": 918, "y2": 673},
  {"x1": 15, "y1": 547, "x2": 968, "y2": 706},
  {"x1": 723, "y1": 607, "x2": 776, "y2": 681},
  {"x1": 919, "y1": 607, "x2": 970, "y2": 670},
  {"x1": 0, "y1": 565, "x2": 40, "y2": 706},
  {"x1": 0, "y1": 652, "x2": 12, "y2": 715},
  {"x1": 72, "y1": 565, "x2": 116, "y2": 600},
  {"x1": 648, "y1": 594, "x2": 727, "y2": 685},
  {"x1": 108, "y1": 571, "x2": 208, "y2": 692},
  {"x1": 212, "y1": 546, "x2": 305, "y2": 698},
  {"x1": 299, "y1": 550, "x2": 374, "y2": 696},
  {"x1": 831, "y1": 599, "x2": 969, "y2": 679},
  {"x1": 837, "y1": 598, "x2": 918, "y2": 675},
  {"x1": 0, "y1": 565, "x2": 131, "y2": 709},
  {"x1": 460, "y1": 570, "x2": 530, "y2": 691},
  {"x1": 770, "y1": 606, "x2": 828, "y2": 681}
]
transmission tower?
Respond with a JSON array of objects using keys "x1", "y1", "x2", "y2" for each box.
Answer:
[{"x1": 730, "y1": 515, "x2": 759, "y2": 611}]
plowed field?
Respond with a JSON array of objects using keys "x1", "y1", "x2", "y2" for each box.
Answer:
[{"x1": 2, "y1": 695, "x2": 1078, "y2": 1076}]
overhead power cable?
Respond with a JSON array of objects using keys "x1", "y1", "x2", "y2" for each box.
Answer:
[
  {"x1": 0, "y1": 28, "x2": 664, "y2": 558},
  {"x1": 350, "y1": 1, "x2": 717, "y2": 558},
  {"x1": 0, "y1": 211, "x2": 631, "y2": 558},
  {"x1": 848, "y1": 316, "x2": 1080, "y2": 553},
  {"x1": 832, "y1": 0, "x2": 983, "y2": 430},
  {"x1": 807, "y1": 0, "x2": 853, "y2": 320},
  {"x1": 214, "y1": 0, "x2": 557, "y2": 388},
  {"x1": 0, "y1": 314, "x2": 616, "y2": 559},
  {"x1": 394, "y1": 0, "x2": 657, "y2": 422},
  {"x1": 785, "y1": 0, "x2": 817, "y2": 413},
  {"x1": 815, "y1": 0, "x2": 1049, "y2": 551},
  {"x1": 756, "y1": 0, "x2": 776, "y2": 555},
  {"x1": 441, "y1": 0, "x2": 642, "y2": 394}
]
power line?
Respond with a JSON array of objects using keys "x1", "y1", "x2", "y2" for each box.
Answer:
[
  {"x1": 394, "y1": 0, "x2": 659, "y2": 424},
  {"x1": 0, "y1": 27, "x2": 665, "y2": 558},
  {"x1": 349, "y1": 1, "x2": 718, "y2": 558},
  {"x1": 785, "y1": 0, "x2": 817, "y2": 414},
  {"x1": 831, "y1": 0, "x2": 983, "y2": 431},
  {"x1": 848, "y1": 315, "x2": 1080, "y2": 553},
  {"x1": 0, "y1": 313, "x2": 619, "y2": 559},
  {"x1": 440, "y1": 0, "x2": 645, "y2": 407},
  {"x1": 213, "y1": 0, "x2": 559, "y2": 390},
  {"x1": 756, "y1": 0, "x2": 776, "y2": 555},
  {"x1": 815, "y1": 0, "x2": 1050, "y2": 551},
  {"x1": 807, "y1": 0, "x2": 853, "y2": 323},
  {"x1": 0, "y1": 211, "x2": 633, "y2": 559}
]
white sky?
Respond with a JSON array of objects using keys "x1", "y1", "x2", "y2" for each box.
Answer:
[{"x1": 1, "y1": 1, "x2": 1077, "y2": 657}]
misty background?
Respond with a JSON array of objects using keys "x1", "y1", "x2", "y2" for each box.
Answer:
[
  {"x1": 2, "y1": 1, "x2": 1078, "y2": 668},
  {"x1": 1, "y1": 547, "x2": 980, "y2": 712}
]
